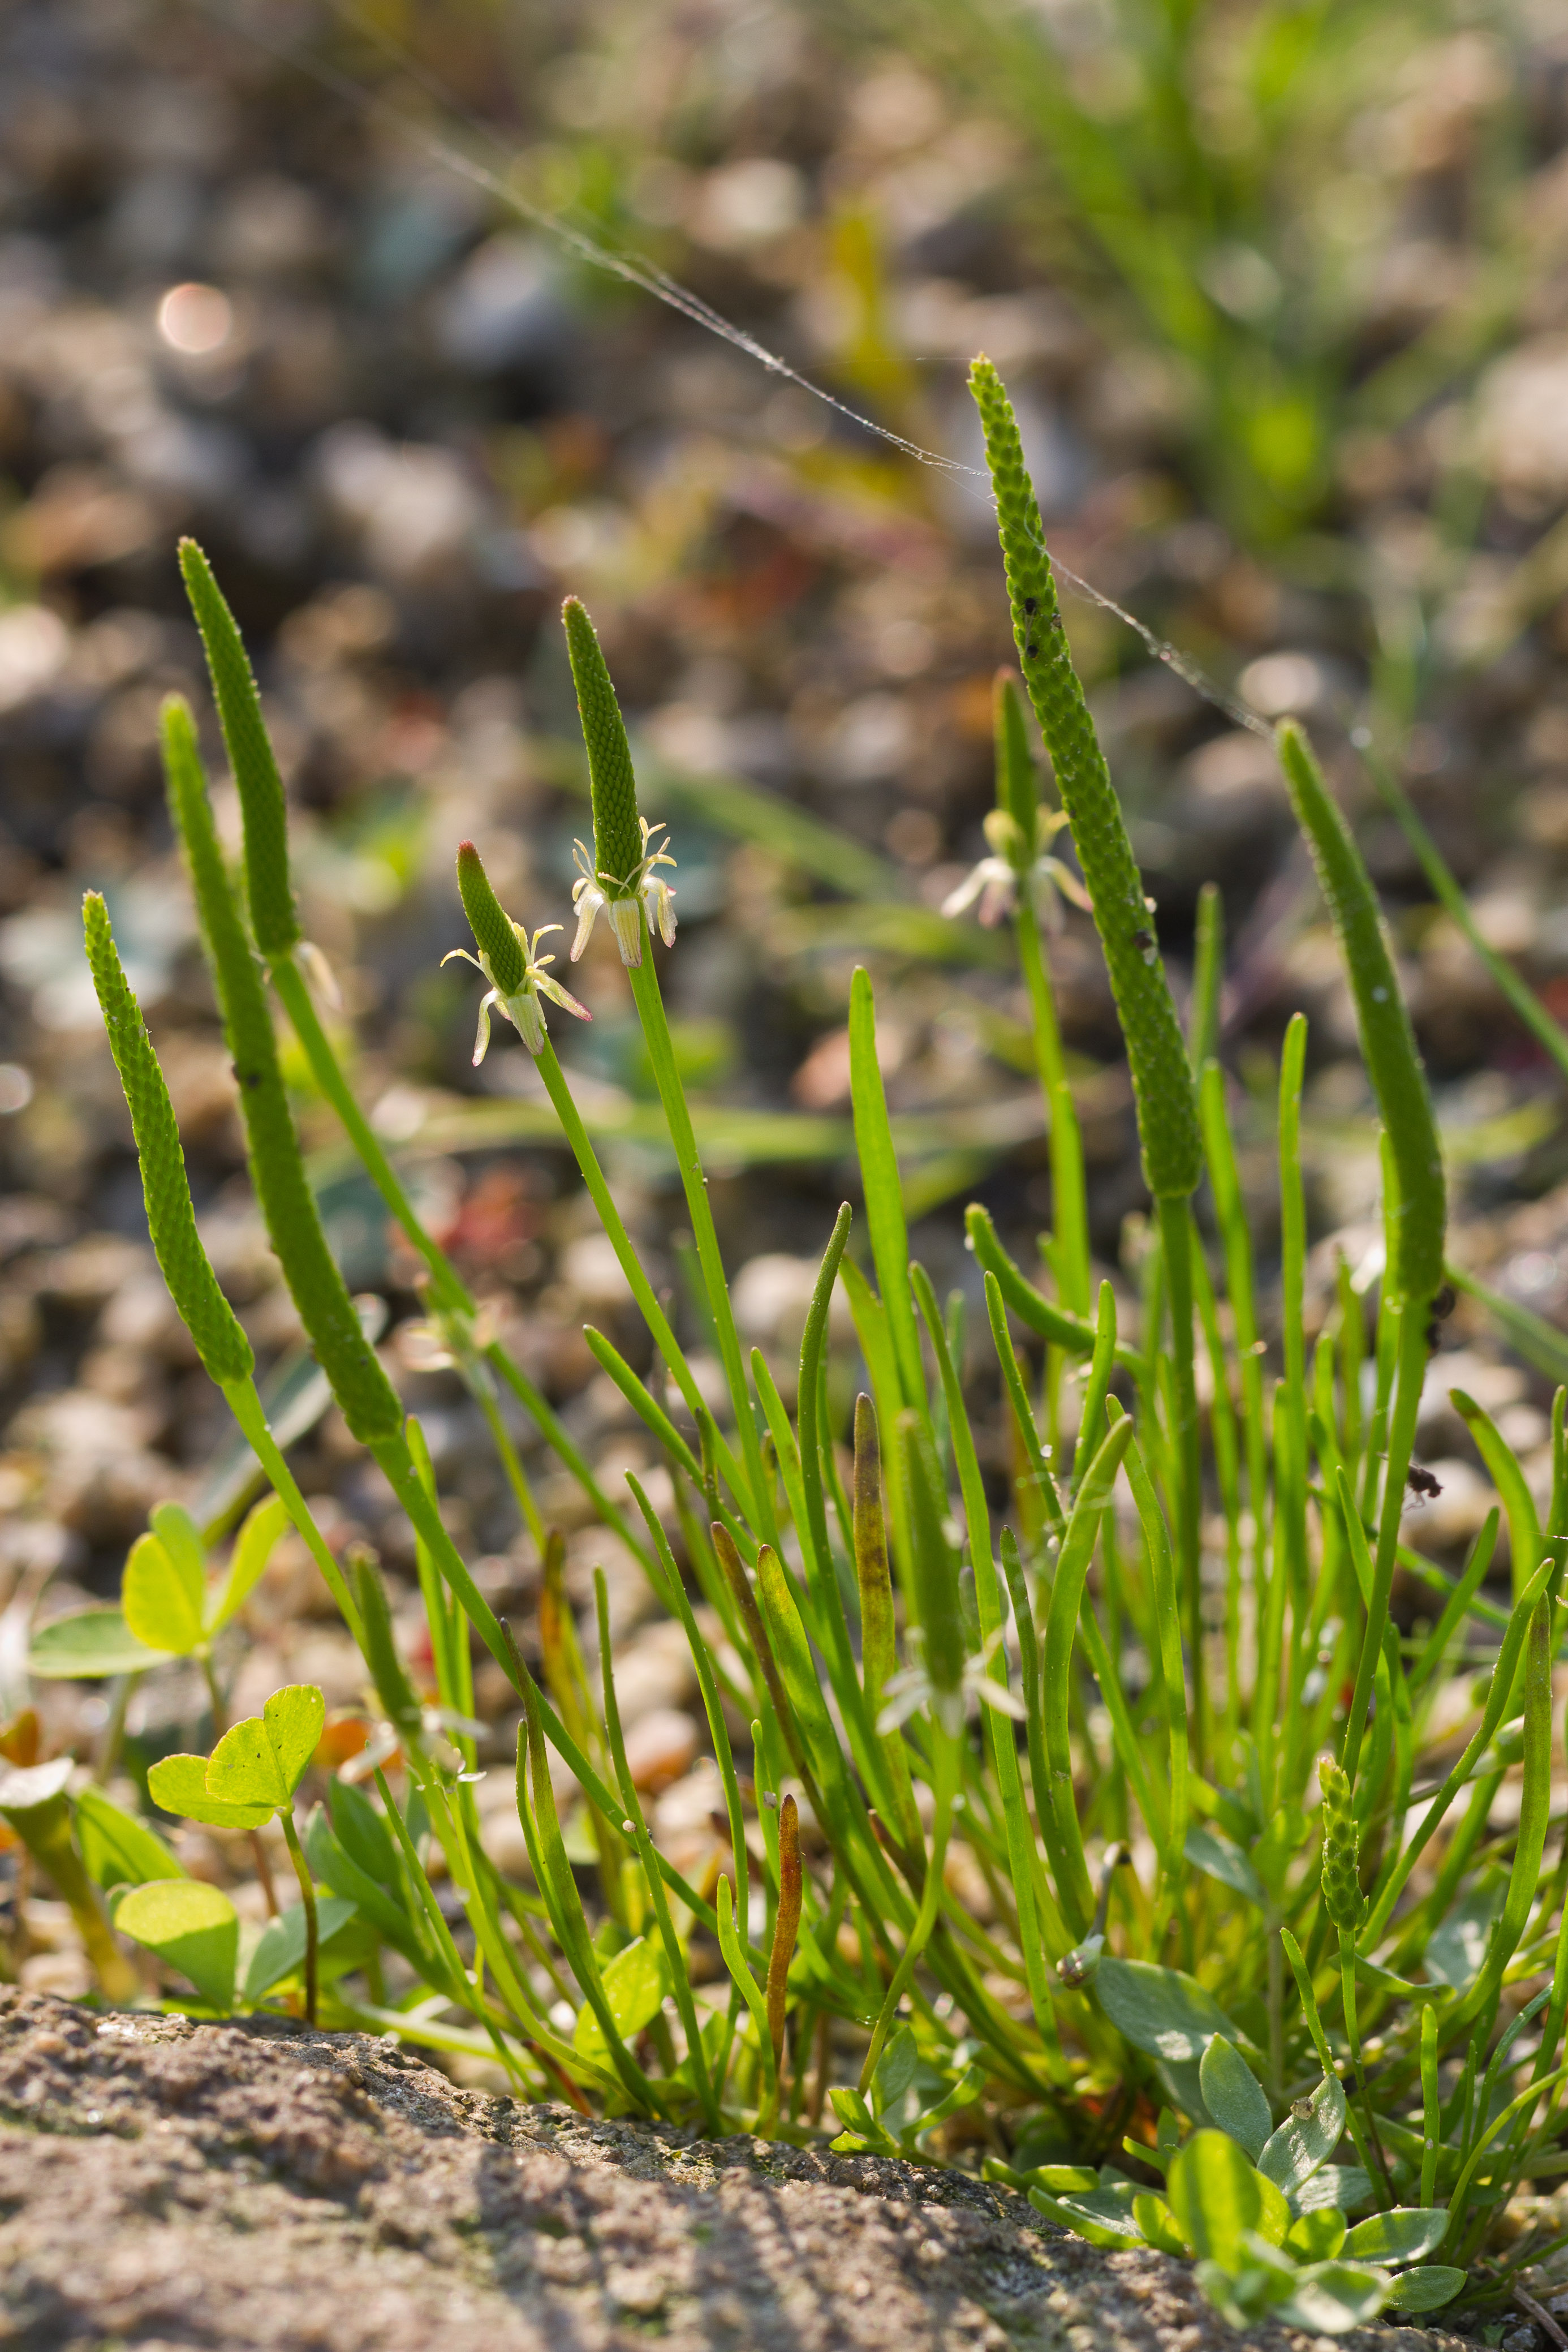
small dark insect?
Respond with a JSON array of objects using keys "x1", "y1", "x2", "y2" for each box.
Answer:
[
  {"x1": 1023, "y1": 595, "x2": 1037, "y2": 616},
  {"x1": 1132, "y1": 927, "x2": 1154, "y2": 954},
  {"x1": 1406, "y1": 1464, "x2": 1443, "y2": 1502},
  {"x1": 1049, "y1": 612, "x2": 1065, "y2": 629},
  {"x1": 1025, "y1": 640, "x2": 1037, "y2": 658},
  {"x1": 1425, "y1": 1280, "x2": 1457, "y2": 1349}
]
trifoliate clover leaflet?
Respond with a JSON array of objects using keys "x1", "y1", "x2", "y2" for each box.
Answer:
[
  {"x1": 571, "y1": 815, "x2": 678, "y2": 967},
  {"x1": 442, "y1": 921, "x2": 591, "y2": 1063}
]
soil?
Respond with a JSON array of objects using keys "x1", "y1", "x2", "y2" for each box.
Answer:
[{"x1": 0, "y1": 1988, "x2": 1467, "y2": 2352}]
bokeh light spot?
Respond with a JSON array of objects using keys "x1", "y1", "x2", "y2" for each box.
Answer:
[{"x1": 157, "y1": 282, "x2": 233, "y2": 355}]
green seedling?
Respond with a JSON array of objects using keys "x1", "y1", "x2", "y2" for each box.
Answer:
[
  {"x1": 149, "y1": 1684, "x2": 329, "y2": 2022},
  {"x1": 30, "y1": 1498, "x2": 288, "y2": 1699}
]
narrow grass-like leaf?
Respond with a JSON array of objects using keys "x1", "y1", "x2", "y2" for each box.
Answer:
[
  {"x1": 595, "y1": 1567, "x2": 720, "y2": 2131},
  {"x1": 848, "y1": 966, "x2": 925, "y2": 1411},
  {"x1": 1452, "y1": 1388, "x2": 1543, "y2": 1605},
  {"x1": 1041, "y1": 1416, "x2": 1134, "y2": 1934},
  {"x1": 964, "y1": 1205, "x2": 1100, "y2": 1361}
]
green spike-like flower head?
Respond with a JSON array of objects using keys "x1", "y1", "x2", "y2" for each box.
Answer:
[
  {"x1": 456, "y1": 842, "x2": 527, "y2": 995},
  {"x1": 968, "y1": 355, "x2": 1200, "y2": 1202},
  {"x1": 446, "y1": 841, "x2": 591, "y2": 1063},
  {"x1": 1319, "y1": 1757, "x2": 1368, "y2": 1932},
  {"x1": 178, "y1": 539, "x2": 301, "y2": 960},
  {"x1": 561, "y1": 597, "x2": 678, "y2": 969},
  {"x1": 161, "y1": 693, "x2": 402, "y2": 1445},
  {"x1": 563, "y1": 596, "x2": 642, "y2": 888},
  {"x1": 81, "y1": 891, "x2": 254, "y2": 1389}
]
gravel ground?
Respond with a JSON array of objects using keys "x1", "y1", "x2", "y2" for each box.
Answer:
[{"x1": 0, "y1": 1987, "x2": 1476, "y2": 2352}]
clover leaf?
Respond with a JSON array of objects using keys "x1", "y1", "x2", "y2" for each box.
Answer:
[{"x1": 205, "y1": 1684, "x2": 325, "y2": 1811}]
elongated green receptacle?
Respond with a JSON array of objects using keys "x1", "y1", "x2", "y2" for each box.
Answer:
[
  {"x1": 456, "y1": 840, "x2": 527, "y2": 993},
  {"x1": 82, "y1": 892, "x2": 253, "y2": 1389},
  {"x1": 161, "y1": 695, "x2": 402, "y2": 1446},
  {"x1": 968, "y1": 356, "x2": 1199, "y2": 1206},
  {"x1": 178, "y1": 539, "x2": 300, "y2": 959},
  {"x1": 563, "y1": 596, "x2": 643, "y2": 888}
]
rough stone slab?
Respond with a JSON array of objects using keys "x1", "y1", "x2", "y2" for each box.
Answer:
[{"x1": 0, "y1": 1988, "x2": 1467, "y2": 2350}]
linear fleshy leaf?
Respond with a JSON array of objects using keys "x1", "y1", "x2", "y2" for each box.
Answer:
[{"x1": 82, "y1": 892, "x2": 253, "y2": 1387}]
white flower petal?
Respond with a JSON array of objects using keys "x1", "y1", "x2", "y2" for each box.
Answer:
[
  {"x1": 609, "y1": 896, "x2": 644, "y2": 966},
  {"x1": 571, "y1": 887, "x2": 603, "y2": 961}
]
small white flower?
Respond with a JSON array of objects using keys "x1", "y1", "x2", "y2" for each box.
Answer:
[
  {"x1": 876, "y1": 1628, "x2": 1026, "y2": 1739},
  {"x1": 941, "y1": 806, "x2": 1091, "y2": 932},
  {"x1": 570, "y1": 818, "x2": 678, "y2": 968},
  {"x1": 338, "y1": 1700, "x2": 488, "y2": 1785},
  {"x1": 442, "y1": 921, "x2": 591, "y2": 1065}
]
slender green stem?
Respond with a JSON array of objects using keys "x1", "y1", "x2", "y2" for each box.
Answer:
[
  {"x1": 859, "y1": 1731, "x2": 959, "y2": 2094},
  {"x1": 1156, "y1": 1197, "x2": 1203, "y2": 1779},
  {"x1": 626, "y1": 938, "x2": 772, "y2": 1538},
  {"x1": 532, "y1": 1030, "x2": 750, "y2": 1511},
  {"x1": 279, "y1": 1806, "x2": 318, "y2": 2027},
  {"x1": 1016, "y1": 897, "x2": 1089, "y2": 1319},
  {"x1": 1338, "y1": 1927, "x2": 1393, "y2": 2207},
  {"x1": 222, "y1": 1377, "x2": 364, "y2": 1645},
  {"x1": 1341, "y1": 1302, "x2": 1428, "y2": 1788}
]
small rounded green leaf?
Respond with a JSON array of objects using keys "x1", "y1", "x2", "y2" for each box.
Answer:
[
  {"x1": 1293, "y1": 2164, "x2": 1375, "y2": 2216},
  {"x1": 263, "y1": 1683, "x2": 326, "y2": 1793},
  {"x1": 150, "y1": 1502, "x2": 205, "y2": 1593},
  {"x1": 1287, "y1": 2207, "x2": 1347, "y2": 2262},
  {"x1": 209, "y1": 1494, "x2": 289, "y2": 1635},
  {"x1": 116, "y1": 1878, "x2": 238, "y2": 2011},
  {"x1": 1029, "y1": 2186, "x2": 1145, "y2": 2248},
  {"x1": 1133, "y1": 2193, "x2": 1191, "y2": 2256},
  {"x1": 1259, "y1": 2071, "x2": 1347, "y2": 2194},
  {"x1": 1253, "y1": 2169, "x2": 1292, "y2": 2247},
  {"x1": 205, "y1": 1683, "x2": 325, "y2": 1811},
  {"x1": 1382, "y1": 2265, "x2": 1465, "y2": 2312},
  {"x1": 1344, "y1": 2208, "x2": 1449, "y2": 2268},
  {"x1": 29, "y1": 1609, "x2": 171, "y2": 1680},
  {"x1": 1183, "y1": 1826, "x2": 1264, "y2": 1907},
  {"x1": 572, "y1": 1936, "x2": 670, "y2": 2068},
  {"x1": 76, "y1": 1785, "x2": 184, "y2": 1892},
  {"x1": 1095, "y1": 1957, "x2": 1237, "y2": 2063},
  {"x1": 1199, "y1": 2035, "x2": 1272, "y2": 2162},
  {"x1": 122, "y1": 1531, "x2": 205, "y2": 1657},
  {"x1": 1167, "y1": 2130, "x2": 1261, "y2": 2271},
  {"x1": 148, "y1": 1752, "x2": 273, "y2": 1831},
  {"x1": 1278, "y1": 2260, "x2": 1391, "y2": 2334},
  {"x1": 243, "y1": 1894, "x2": 357, "y2": 2002},
  {"x1": 873, "y1": 2024, "x2": 921, "y2": 2118}
]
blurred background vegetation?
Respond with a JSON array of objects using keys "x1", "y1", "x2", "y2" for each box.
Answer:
[{"x1": 4, "y1": 0, "x2": 1568, "y2": 1981}]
